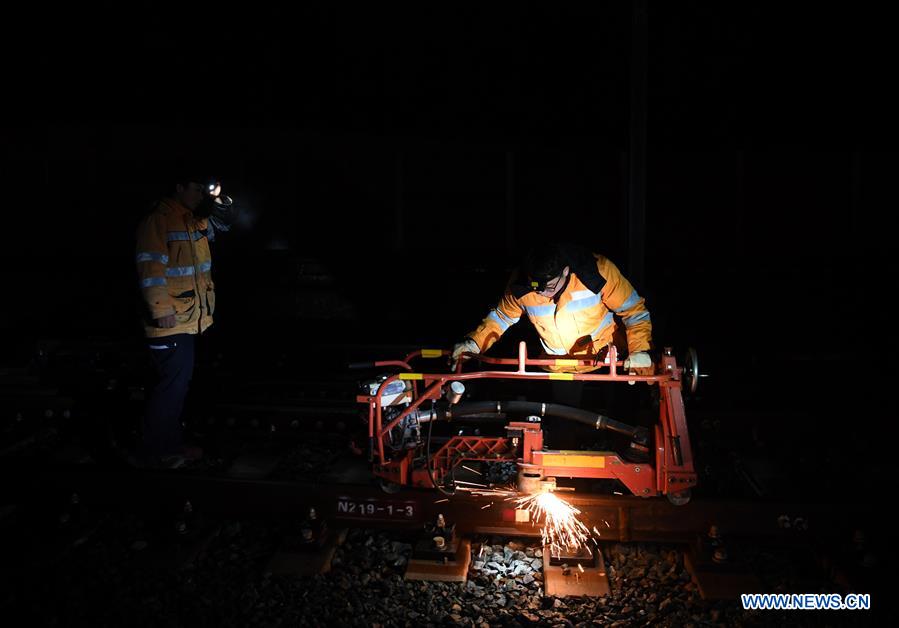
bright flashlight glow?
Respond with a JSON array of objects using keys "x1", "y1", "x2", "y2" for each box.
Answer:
[{"x1": 511, "y1": 491, "x2": 590, "y2": 555}]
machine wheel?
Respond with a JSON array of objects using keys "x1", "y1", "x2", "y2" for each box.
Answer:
[
  {"x1": 682, "y1": 347, "x2": 700, "y2": 395},
  {"x1": 666, "y1": 489, "x2": 692, "y2": 506},
  {"x1": 379, "y1": 478, "x2": 402, "y2": 494}
]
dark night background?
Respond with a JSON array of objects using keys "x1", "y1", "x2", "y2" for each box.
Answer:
[{"x1": 1, "y1": 2, "x2": 896, "y2": 490}]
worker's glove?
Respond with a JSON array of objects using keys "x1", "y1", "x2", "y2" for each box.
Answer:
[
  {"x1": 623, "y1": 351, "x2": 653, "y2": 374},
  {"x1": 209, "y1": 195, "x2": 236, "y2": 233},
  {"x1": 449, "y1": 339, "x2": 480, "y2": 370},
  {"x1": 197, "y1": 193, "x2": 238, "y2": 236}
]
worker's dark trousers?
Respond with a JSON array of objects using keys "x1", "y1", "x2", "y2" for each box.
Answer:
[{"x1": 141, "y1": 333, "x2": 195, "y2": 457}]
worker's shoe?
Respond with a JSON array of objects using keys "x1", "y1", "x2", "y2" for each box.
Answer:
[
  {"x1": 158, "y1": 454, "x2": 187, "y2": 469},
  {"x1": 181, "y1": 445, "x2": 204, "y2": 461},
  {"x1": 157, "y1": 446, "x2": 203, "y2": 469},
  {"x1": 130, "y1": 445, "x2": 203, "y2": 469}
]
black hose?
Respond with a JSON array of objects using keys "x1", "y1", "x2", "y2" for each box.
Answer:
[{"x1": 449, "y1": 401, "x2": 643, "y2": 439}]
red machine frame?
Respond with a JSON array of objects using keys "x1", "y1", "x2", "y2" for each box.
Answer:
[{"x1": 356, "y1": 342, "x2": 697, "y2": 500}]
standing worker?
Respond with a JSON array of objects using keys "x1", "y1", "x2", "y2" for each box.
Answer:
[{"x1": 134, "y1": 172, "x2": 232, "y2": 467}]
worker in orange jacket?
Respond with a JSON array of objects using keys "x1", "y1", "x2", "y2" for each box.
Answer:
[
  {"x1": 134, "y1": 173, "x2": 227, "y2": 467},
  {"x1": 452, "y1": 242, "x2": 653, "y2": 374},
  {"x1": 451, "y1": 242, "x2": 654, "y2": 453}
]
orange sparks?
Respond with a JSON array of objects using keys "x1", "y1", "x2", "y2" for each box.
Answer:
[
  {"x1": 510, "y1": 491, "x2": 590, "y2": 554},
  {"x1": 455, "y1": 485, "x2": 518, "y2": 498}
]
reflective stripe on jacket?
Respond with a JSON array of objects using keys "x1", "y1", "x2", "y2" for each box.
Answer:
[
  {"x1": 468, "y1": 254, "x2": 651, "y2": 373},
  {"x1": 136, "y1": 198, "x2": 215, "y2": 338}
]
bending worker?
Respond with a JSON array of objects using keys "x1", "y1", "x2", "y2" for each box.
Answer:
[{"x1": 451, "y1": 242, "x2": 653, "y2": 376}]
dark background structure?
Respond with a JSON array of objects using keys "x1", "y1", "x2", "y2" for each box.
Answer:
[{"x1": 1, "y1": 3, "x2": 895, "y2": 490}]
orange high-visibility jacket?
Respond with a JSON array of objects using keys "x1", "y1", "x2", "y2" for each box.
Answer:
[
  {"x1": 468, "y1": 253, "x2": 651, "y2": 373},
  {"x1": 135, "y1": 198, "x2": 215, "y2": 338}
]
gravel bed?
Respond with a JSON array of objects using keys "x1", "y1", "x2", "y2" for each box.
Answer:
[{"x1": 2, "y1": 510, "x2": 876, "y2": 627}]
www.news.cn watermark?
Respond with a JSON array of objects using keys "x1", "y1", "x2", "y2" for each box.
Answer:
[{"x1": 741, "y1": 593, "x2": 870, "y2": 611}]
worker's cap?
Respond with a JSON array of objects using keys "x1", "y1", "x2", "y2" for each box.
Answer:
[
  {"x1": 523, "y1": 243, "x2": 567, "y2": 291},
  {"x1": 176, "y1": 173, "x2": 223, "y2": 196},
  {"x1": 172, "y1": 162, "x2": 224, "y2": 193}
]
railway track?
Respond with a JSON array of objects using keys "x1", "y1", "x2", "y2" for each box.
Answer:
[
  {"x1": 3, "y1": 460, "x2": 877, "y2": 546},
  {"x1": 1, "y1": 338, "x2": 885, "y2": 620}
]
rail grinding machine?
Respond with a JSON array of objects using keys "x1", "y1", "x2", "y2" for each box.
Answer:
[{"x1": 354, "y1": 342, "x2": 699, "y2": 505}]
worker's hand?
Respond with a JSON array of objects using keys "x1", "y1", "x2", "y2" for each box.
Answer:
[
  {"x1": 623, "y1": 351, "x2": 653, "y2": 374},
  {"x1": 449, "y1": 339, "x2": 479, "y2": 370},
  {"x1": 155, "y1": 314, "x2": 177, "y2": 329}
]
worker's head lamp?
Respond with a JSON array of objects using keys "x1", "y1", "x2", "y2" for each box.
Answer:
[
  {"x1": 200, "y1": 179, "x2": 231, "y2": 208},
  {"x1": 528, "y1": 271, "x2": 565, "y2": 294},
  {"x1": 194, "y1": 178, "x2": 235, "y2": 225},
  {"x1": 522, "y1": 244, "x2": 568, "y2": 294}
]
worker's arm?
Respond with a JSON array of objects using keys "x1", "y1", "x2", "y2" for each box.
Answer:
[
  {"x1": 597, "y1": 256, "x2": 652, "y2": 354},
  {"x1": 466, "y1": 286, "x2": 524, "y2": 354},
  {"x1": 135, "y1": 213, "x2": 175, "y2": 324}
]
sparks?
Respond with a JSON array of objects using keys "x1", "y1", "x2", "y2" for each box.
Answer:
[
  {"x1": 455, "y1": 485, "x2": 518, "y2": 498},
  {"x1": 510, "y1": 491, "x2": 591, "y2": 554},
  {"x1": 481, "y1": 502, "x2": 493, "y2": 509},
  {"x1": 433, "y1": 498, "x2": 449, "y2": 504},
  {"x1": 461, "y1": 465, "x2": 483, "y2": 475}
]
